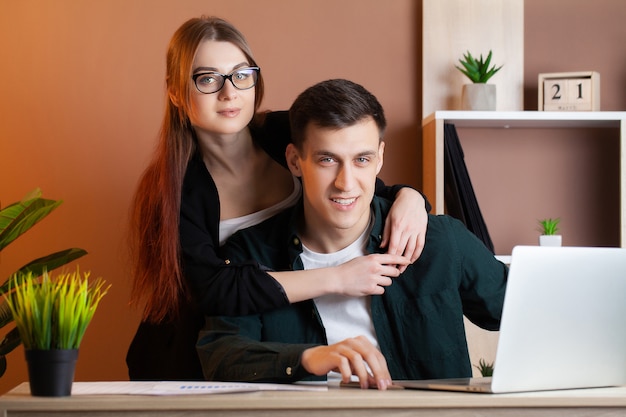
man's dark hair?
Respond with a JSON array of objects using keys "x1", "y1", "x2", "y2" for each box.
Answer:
[{"x1": 289, "y1": 79, "x2": 386, "y2": 149}]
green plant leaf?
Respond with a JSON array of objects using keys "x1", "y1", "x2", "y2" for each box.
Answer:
[
  {"x1": 0, "y1": 189, "x2": 89, "y2": 377},
  {"x1": 474, "y1": 358, "x2": 494, "y2": 377},
  {"x1": 0, "y1": 248, "x2": 88, "y2": 296},
  {"x1": 456, "y1": 50, "x2": 503, "y2": 84},
  {"x1": 0, "y1": 248, "x2": 87, "y2": 294},
  {"x1": 456, "y1": 52, "x2": 481, "y2": 83},
  {"x1": 0, "y1": 327, "x2": 22, "y2": 356},
  {"x1": 483, "y1": 51, "x2": 492, "y2": 70},
  {"x1": 538, "y1": 218, "x2": 560, "y2": 235},
  {"x1": 0, "y1": 300, "x2": 13, "y2": 328},
  {"x1": 5, "y1": 269, "x2": 109, "y2": 350},
  {"x1": 0, "y1": 188, "x2": 62, "y2": 251}
]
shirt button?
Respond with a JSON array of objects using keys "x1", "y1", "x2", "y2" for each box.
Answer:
[
  {"x1": 224, "y1": 259, "x2": 231, "y2": 265},
  {"x1": 286, "y1": 367, "x2": 292, "y2": 376},
  {"x1": 293, "y1": 238, "x2": 300, "y2": 246}
]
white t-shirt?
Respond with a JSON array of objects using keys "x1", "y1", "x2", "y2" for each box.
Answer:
[{"x1": 300, "y1": 218, "x2": 380, "y2": 381}]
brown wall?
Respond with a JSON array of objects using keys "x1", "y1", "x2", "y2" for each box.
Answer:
[
  {"x1": 0, "y1": 0, "x2": 420, "y2": 393},
  {"x1": 0, "y1": 0, "x2": 624, "y2": 394},
  {"x1": 524, "y1": 0, "x2": 626, "y2": 111}
]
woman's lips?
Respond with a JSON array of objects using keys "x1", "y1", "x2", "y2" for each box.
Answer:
[{"x1": 218, "y1": 108, "x2": 241, "y2": 117}]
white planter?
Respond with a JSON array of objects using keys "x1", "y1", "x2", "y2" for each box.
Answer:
[
  {"x1": 461, "y1": 84, "x2": 496, "y2": 111},
  {"x1": 539, "y1": 235, "x2": 562, "y2": 247}
]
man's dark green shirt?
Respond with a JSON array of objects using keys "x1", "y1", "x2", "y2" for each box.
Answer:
[{"x1": 197, "y1": 196, "x2": 508, "y2": 383}]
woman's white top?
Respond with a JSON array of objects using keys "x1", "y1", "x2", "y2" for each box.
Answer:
[{"x1": 219, "y1": 176, "x2": 301, "y2": 246}]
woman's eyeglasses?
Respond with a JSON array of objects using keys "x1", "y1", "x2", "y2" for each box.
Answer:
[{"x1": 192, "y1": 67, "x2": 260, "y2": 94}]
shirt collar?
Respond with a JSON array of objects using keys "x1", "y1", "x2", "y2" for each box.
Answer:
[{"x1": 285, "y1": 196, "x2": 392, "y2": 263}]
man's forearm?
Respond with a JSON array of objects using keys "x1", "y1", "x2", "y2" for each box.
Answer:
[{"x1": 196, "y1": 317, "x2": 319, "y2": 383}]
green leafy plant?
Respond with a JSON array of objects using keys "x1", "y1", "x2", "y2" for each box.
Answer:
[
  {"x1": 5, "y1": 268, "x2": 109, "y2": 350},
  {"x1": 0, "y1": 188, "x2": 87, "y2": 375},
  {"x1": 474, "y1": 358, "x2": 494, "y2": 377},
  {"x1": 538, "y1": 218, "x2": 560, "y2": 235},
  {"x1": 456, "y1": 50, "x2": 503, "y2": 83}
]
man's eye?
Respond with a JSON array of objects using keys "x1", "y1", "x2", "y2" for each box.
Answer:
[{"x1": 320, "y1": 157, "x2": 335, "y2": 164}]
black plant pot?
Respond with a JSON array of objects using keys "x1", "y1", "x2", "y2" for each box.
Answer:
[{"x1": 25, "y1": 349, "x2": 79, "y2": 397}]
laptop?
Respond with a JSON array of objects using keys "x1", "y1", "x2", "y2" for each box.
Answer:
[{"x1": 394, "y1": 245, "x2": 626, "y2": 393}]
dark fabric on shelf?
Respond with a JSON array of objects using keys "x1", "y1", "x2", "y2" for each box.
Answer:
[{"x1": 444, "y1": 123, "x2": 495, "y2": 254}]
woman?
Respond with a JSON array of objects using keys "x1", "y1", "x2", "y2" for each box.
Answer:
[{"x1": 126, "y1": 16, "x2": 429, "y2": 380}]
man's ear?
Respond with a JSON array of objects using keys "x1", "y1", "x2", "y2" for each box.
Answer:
[
  {"x1": 376, "y1": 141, "x2": 385, "y2": 175},
  {"x1": 286, "y1": 143, "x2": 302, "y2": 177}
]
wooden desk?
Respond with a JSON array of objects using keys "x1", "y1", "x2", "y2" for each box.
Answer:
[{"x1": 1, "y1": 382, "x2": 625, "y2": 417}]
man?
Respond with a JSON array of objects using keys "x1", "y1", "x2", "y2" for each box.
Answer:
[{"x1": 197, "y1": 79, "x2": 508, "y2": 390}]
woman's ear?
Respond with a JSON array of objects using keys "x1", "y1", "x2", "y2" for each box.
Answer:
[
  {"x1": 168, "y1": 86, "x2": 181, "y2": 108},
  {"x1": 285, "y1": 144, "x2": 302, "y2": 177}
]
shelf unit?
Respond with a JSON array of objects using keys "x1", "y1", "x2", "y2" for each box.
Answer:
[{"x1": 422, "y1": 110, "x2": 626, "y2": 247}]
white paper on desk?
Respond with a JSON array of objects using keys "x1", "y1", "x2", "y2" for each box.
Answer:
[{"x1": 70, "y1": 381, "x2": 327, "y2": 396}]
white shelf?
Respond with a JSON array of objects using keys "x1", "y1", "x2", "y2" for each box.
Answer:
[
  {"x1": 421, "y1": 111, "x2": 626, "y2": 247},
  {"x1": 423, "y1": 111, "x2": 625, "y2": 129}
]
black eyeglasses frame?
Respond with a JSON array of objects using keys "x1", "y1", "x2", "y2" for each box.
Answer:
[{"x1": 192, "y1": 67, "x2": 260, "y2": 94}]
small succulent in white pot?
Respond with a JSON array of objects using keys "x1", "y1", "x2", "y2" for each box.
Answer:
[
  {"x1": 538, "y1": 218, "x2": 562, "y2": 247},
  {"x1": 456, "y1": 50, "x2": 503, "y2": 111}
]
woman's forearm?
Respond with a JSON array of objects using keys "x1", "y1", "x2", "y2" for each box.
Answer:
[
  {"x1": 268, "y1": 253, "x2": 408, "y2": 303},
  {"x1": 268, "y1": 269, "x2": 340, "y2": 302}
]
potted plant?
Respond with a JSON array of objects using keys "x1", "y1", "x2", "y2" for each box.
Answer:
[
  {"x1": 456, "y1": 50, "x2": 503, "y2": 111},
  {"x1": 474, "y1": 358, "x2": 494, "y2": 377},
  {"x1": 5, "y1": 268, "x2": 109, "y2": 396},
  {"x1": 0, "y1": 188, "x2": 87, "y2": 378},
  {"x1": 538, "y1": 218, "x2": 562, "y2": 247}
]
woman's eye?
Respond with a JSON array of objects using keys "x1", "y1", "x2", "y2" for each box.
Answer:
[
  {"x1": 197, "y1": 74, "x2": 217, "y2": 85},
  {"x1": 234, "y1": 71, "x2": 250, "y2": 81}
]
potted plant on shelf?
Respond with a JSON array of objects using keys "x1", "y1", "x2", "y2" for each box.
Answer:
[
  {"x1": 538, "y1": 218, "x2": 562, "y2": 247},
  {"x1": 0, "y1": 188, "x2": 87, "y2": 378},
  {"x1": 5, "y1": 268, "x2": 109, "y2": 396},
  {"x1": 456, "y1": 50, "x2": 503, "y2": 111}
]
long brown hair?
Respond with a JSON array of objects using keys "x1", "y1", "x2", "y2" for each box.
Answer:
[{"x1": 129, "y1": 16, "x2": 265, "y2": 323}]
